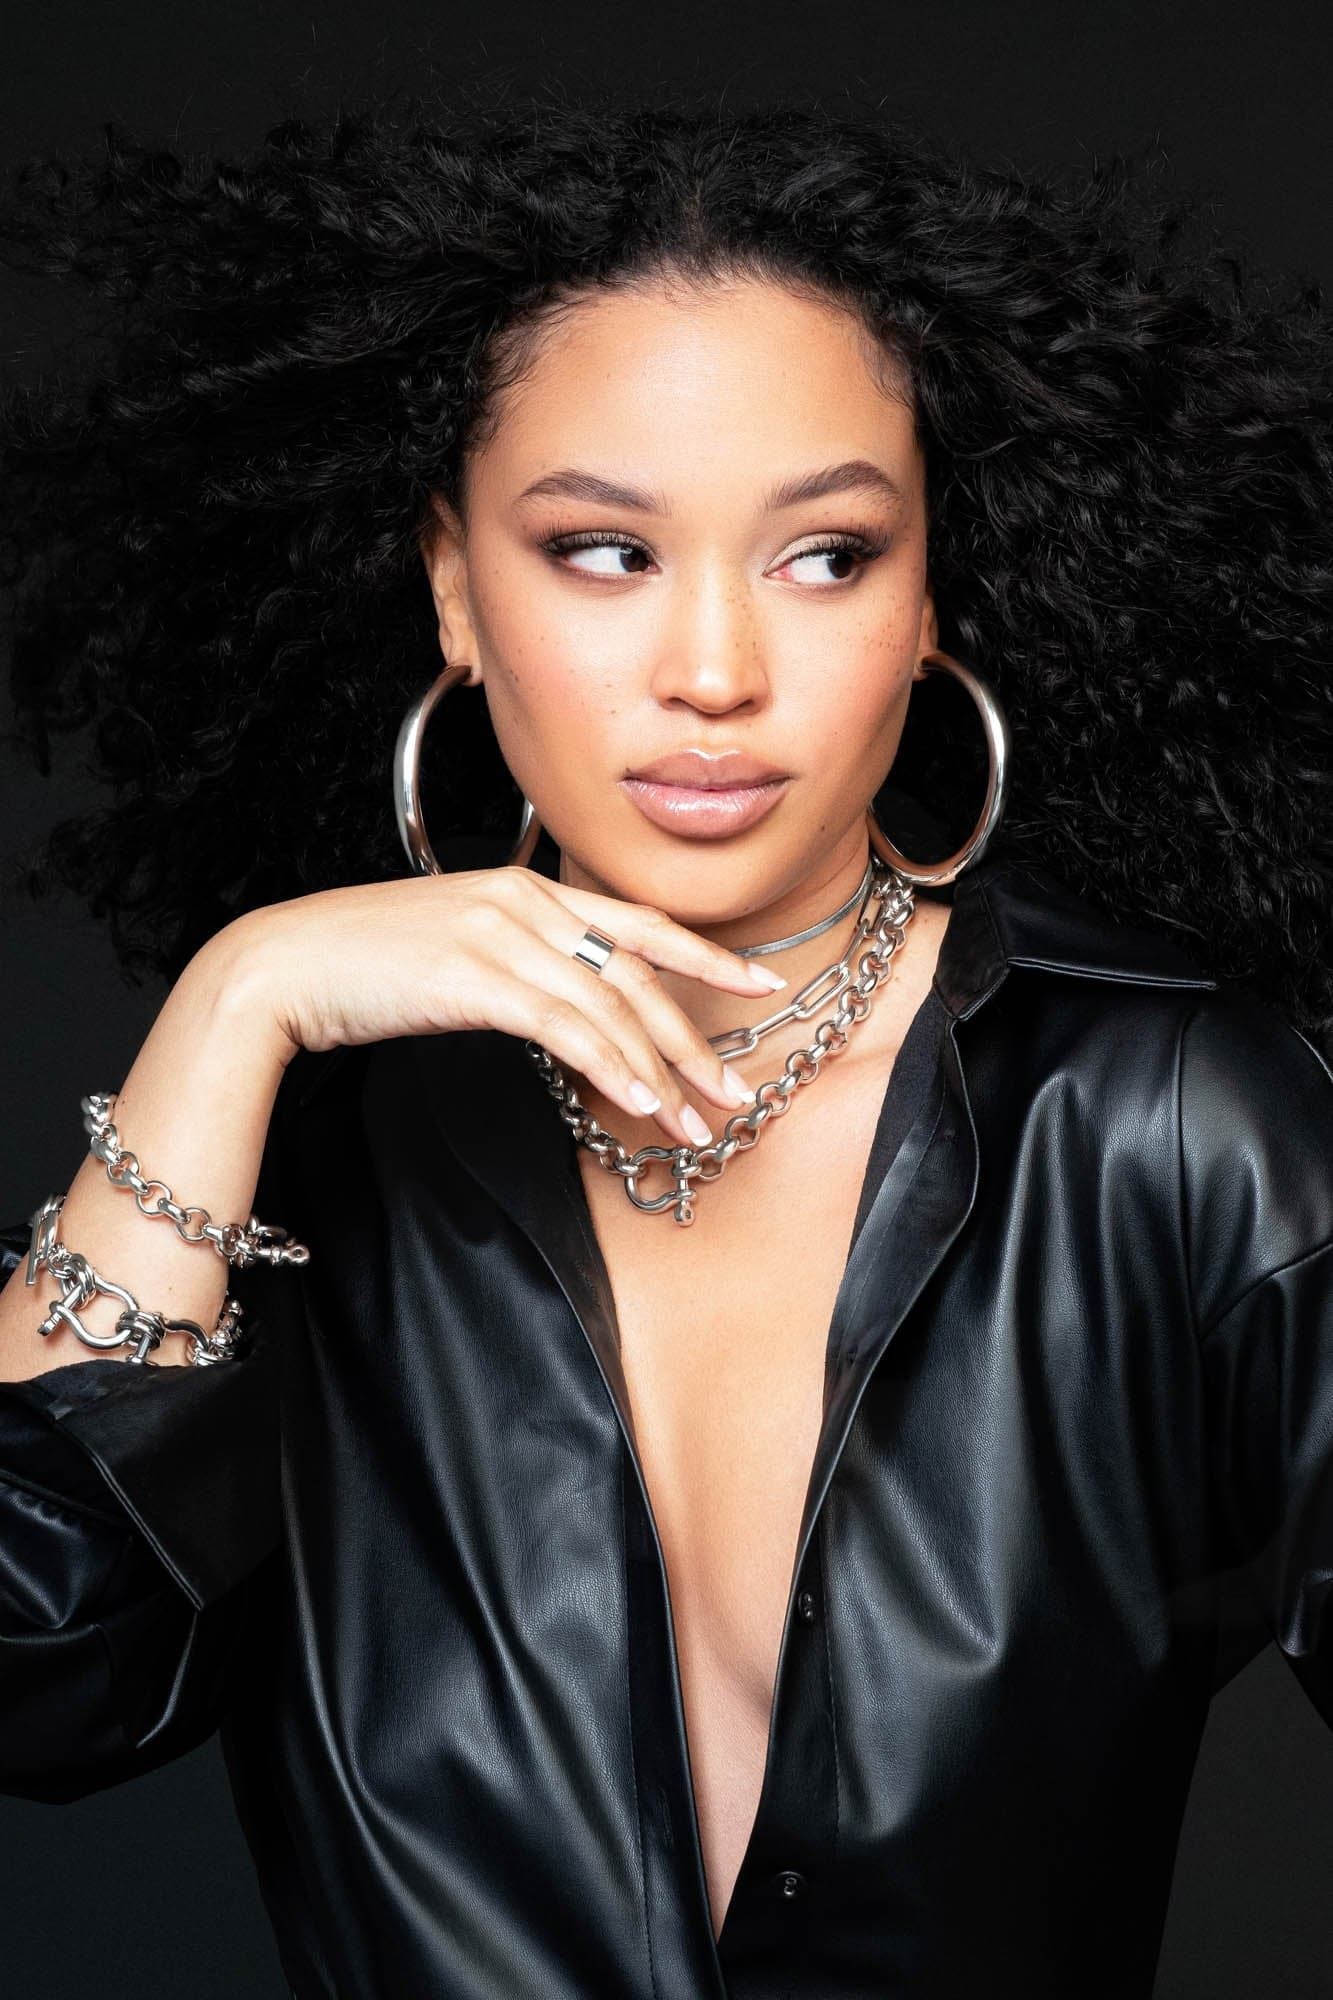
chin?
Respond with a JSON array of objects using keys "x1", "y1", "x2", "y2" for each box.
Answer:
[{"x1": 566, "y1": 831, "x2": 822, "y2": 929}]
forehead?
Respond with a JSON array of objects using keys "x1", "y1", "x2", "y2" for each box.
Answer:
[{"x1": 472, "y1": 276, "x2": 919, "y2": 495}]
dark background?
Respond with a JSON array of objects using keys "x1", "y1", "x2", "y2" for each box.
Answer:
[{"x1": 2, "y1": 2, "x2": 1331, "y2": 1994}]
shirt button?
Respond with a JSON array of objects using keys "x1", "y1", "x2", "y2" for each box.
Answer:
[
  {"x1": 776, "y1": 1868, "x2": 807, "y2": 1901},
  {"x1": 796, "y1": 1590, "x2": 817, "y2": 1624}
]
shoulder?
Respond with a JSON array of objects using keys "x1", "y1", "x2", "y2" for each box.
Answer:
[
  {"x1": 967, "y1": 857, "x2": 1328, "y2": 1106},
  {"x1": 957, "y1": 860, "x2": 1333, "y2": 1323},
  {"x1": 1175, "y1": 984, "x2": 1333, "y2": 1331}
]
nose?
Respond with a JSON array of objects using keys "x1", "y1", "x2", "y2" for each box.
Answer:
[{"x1": 647, "y1": 565, "x2": 770, "y2": 715}]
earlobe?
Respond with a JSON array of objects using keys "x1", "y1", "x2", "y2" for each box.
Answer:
[
  {"x1": 434, "y1": 624, "x2": 483, "y2": 688},
  {"x1": 914, "y1": 599, "x2": 940, "y2": 678}
]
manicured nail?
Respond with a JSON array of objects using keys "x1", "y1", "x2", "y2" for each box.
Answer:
[
  {"x1": 681, "y1": 1105, "x2": 713, "y2": 1147},
  {"x1": 746, "y1": 963, "x2": 788, "y2": 991},
  {"x1": 629, "y1": 1079, "x2": 662, "y2": 1113},
  {"x1": 722, "y1": 1068, "x2": 756, "y2": 1105}
]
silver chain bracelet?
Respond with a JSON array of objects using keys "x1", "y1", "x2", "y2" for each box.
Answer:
[
  {"x1": 25, "y1": 1194, "x2": 247, "y2": 1367},
  {"x1": 17, "y1": 1087, "x2": 309, "y2": 1366},
  {"x1": 81, "y1": 1091, "x2": 310, "y2": 1269}
]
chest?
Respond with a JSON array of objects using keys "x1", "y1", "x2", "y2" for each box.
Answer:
[
  {"x1": 577, "y1": 1067, "x2": 891, "y2": 1635},
  {"x1": 574, "y1": 1062, "x2": 895, "y2": 1925}
]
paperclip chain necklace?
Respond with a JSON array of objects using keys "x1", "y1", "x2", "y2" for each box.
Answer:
[{"x1": 525, "y1": 858, "x2": 916, "y2": 1226}]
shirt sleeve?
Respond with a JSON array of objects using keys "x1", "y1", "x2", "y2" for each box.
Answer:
[
  {"x1": 1180, "y1": 990, "x2": 1333, "y2": 1730},
  {"x1": 0, "y1": 1054, "x2": 309, "y2": 1803}
]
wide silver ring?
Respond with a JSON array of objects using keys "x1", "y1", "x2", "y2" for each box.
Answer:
[{"x1": 572, "y1": 926, "x2": 617, "y2": 975}]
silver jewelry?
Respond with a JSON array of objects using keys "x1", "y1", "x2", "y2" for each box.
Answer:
[
  {"x1": 867, "y1": 649, "x2": 1011, "y2": 885},
  {"x1": 571, "y1": 926, "x2": 617, "y2": 975},
  {"x1": 25, "y1": 1194, "x2": 246, "y2": 1367},
  {"x1": 392, "y1": 647, "x2": 1009, "y2": 889},
  {"x1": 732, "y1": 859, "x2": 873, "y2": 958},
  {"x1": 82, "y1": 1092, "x2": 310, "y2": 1269},
  {"x1": 527, "y1": 860, "x2": 915, "y2": 1225},
  {"x1": 704, "y1": 870, "x2": 884, "y2": 1059},
  {"x1": 394, "y1": 657, "x2": 541, "y2": 874}
]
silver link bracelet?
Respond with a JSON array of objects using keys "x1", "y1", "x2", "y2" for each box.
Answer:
[
  {"x1": 81, "y1": 1091, "x2": 310, "y2": 1269},
  {"x1": 17, "y1": 1086, "x2": 312, "y2": 1366},
  {"x1": 25, "y1": 1193, "x2": 247, "y2": 1367}
]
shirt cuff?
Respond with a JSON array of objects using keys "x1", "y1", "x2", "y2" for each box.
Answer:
[{"x1": 0, "y1": 1304, "x2": 279, "y2": 1613}]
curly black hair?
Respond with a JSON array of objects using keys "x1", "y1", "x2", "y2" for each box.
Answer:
[{"x1": 2, "y1": 89, "x2": 1330, "y2": 1054}]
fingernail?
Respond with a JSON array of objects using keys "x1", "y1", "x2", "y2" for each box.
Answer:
[
  {"x1": 629, "y1": 1079, "x2": 662, "y2": 1113},
  {"x1": 681, "y1": 1104, "x2": 713, "y2": 1147},
  {"x1": 722, "y1": 1068, "x2": 756, "y2": 1105},
  {"x1": 746, "y1": 963, "x2": 788, "y2": 991}
]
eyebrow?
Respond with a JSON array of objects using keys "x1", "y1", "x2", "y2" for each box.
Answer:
[{"x1": 515, "y1": 457, "x2": 906, "y2": 514}]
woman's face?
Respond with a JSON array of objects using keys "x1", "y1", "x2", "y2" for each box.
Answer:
[{"x1": 423, "y1": 274, "x2": 936, "y2": 932}]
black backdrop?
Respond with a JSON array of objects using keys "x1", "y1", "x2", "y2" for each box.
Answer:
[{"x1": 2, "y1": 3, "x2": 1331, "y2": 1994}]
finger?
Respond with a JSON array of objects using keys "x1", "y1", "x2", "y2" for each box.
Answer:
[
  {"x1": 490, "y1": 877, "x2": 759, "y2": 1120},
  {"x1": 595, "y1": 944, "x2": 758, "y2": 1114},
  {"x1": 478, "y1": 934, "x2": 718, "y2": 1149},
  {"x1": 518, "y1": 874, "x2": 789, "y2": 997}
]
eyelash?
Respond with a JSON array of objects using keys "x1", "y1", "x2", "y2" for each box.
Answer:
[{"x1": 539, "y1": 525, "x2": 889, "y2": 579}]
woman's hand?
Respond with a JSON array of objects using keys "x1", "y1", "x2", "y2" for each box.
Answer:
[{"x1": 226, "y1": 869, "x2": 787, "y2": 1148}]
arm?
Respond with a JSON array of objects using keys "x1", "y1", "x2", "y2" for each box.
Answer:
[
  {"x1": 0, "y1": 922, "x2": 292, "y2": 1382},
  {"x1": 0, "y1": 863, "x2": 781, "y2": 1801},
  {"x1": 1181, "y1": 992, "x2": 1333, "y2": 1728},
  {"x1": 0, "y1": 922, "x2": 301, "y2": 1800}
]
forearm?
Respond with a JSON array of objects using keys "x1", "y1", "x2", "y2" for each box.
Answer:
[{"x1": 0, "y1": 921, "x2": 294, "y2": 1380}]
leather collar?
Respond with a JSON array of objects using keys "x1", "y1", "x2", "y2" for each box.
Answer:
[{"x1": 930, "y1": 848, "x2": 1218, "y2": 1020}]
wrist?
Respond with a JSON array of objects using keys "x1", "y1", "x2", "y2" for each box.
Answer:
[{"x1": 182, "y1": 914, "x2": 301, "y2": 1074}]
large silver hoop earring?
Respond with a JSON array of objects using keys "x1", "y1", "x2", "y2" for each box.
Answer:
[
  {"x1": 868, "y1": 648, "x2": 1012, "y2": 886},
  {"x1": 393, "y1": 659, "x2": 542, "y2": 876}
]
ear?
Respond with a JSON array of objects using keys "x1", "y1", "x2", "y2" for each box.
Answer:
[
  {"x1": 420, "y1": 493, "x2": 483, "y2": 688},
  {"x1": 912, "y1": 583, "x2": 940, "y2": 680}
]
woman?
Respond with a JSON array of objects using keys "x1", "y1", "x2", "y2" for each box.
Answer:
[{"x1": 0, "y1": 94, "x2": 1329, "y2": 1998}]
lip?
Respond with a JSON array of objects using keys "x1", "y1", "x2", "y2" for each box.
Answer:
[
  {"x1": 620, "y1": 748, "x2": 792, "y2": 840},
  {"x1": 626, "y1": 749, "x2": 789, "y2": 788},
  {"x1": 619, "y1": 774, "x2": 789, "y2": 838}
]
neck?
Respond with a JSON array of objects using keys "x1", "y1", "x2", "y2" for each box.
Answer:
[{"x1": 558, "y1": 828, "x2": 888, "y2": 1046}]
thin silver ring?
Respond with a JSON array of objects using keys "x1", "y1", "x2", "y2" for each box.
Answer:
[{"x1": 572, "y1": 926, "x2": 617, "y2": 975}]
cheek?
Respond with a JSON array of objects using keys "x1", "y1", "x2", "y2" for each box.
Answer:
[
  {"x1": 474, "y1": 598, "x2": 627, "y2": 768},
  {"x1": 779, "y1": 619, "x2": 916, "y2": 771}
]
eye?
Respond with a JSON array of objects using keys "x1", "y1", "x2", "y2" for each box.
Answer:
[
  {"x1": 774, "y1": 533, "x2": 887, "y2": 586},
  {"x1": 541, "y1": 529, "x2": 655, "y2": 577}
]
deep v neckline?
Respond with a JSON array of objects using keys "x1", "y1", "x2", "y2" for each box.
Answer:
[
  {"x1": 404, "y1": 857, "x2": 995, "y2": 1977},
  {"x1": 558, "y1": 971, "x2": 954, "y2": 1946}
]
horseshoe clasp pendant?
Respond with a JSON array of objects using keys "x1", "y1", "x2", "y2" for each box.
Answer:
[{"x1": 621, "y1": 1146, "x2": 702, "y2": 1226}]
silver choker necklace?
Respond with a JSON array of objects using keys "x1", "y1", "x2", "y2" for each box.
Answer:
[
  {"x1": 731, "y1": 859, "x2": 874, "y2": 957},
  {"x1": 527, "y1": 858, "x2": 916, "y2": 1225}
]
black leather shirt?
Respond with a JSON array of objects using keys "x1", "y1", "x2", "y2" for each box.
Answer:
[{"x1": 2, "y1": 849, "x2": 1331, "y2": 1998}]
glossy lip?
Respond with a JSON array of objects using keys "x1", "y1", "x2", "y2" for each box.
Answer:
[
  {"x1": 620, "y1": 748, "x2": 792, "y2": 839},
  {"x1": 618, "y1": 774, "x2": 789, "y2": 839},
  {"x1": 626, "y1": 748, "x2": 789, "y2": 788}
]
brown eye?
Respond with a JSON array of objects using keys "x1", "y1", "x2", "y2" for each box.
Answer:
[
  {"x1": 543, "y1": 532, "x2": 654, "y2": 576},
  {"x1": 774, "y1": 534, "x2": 886, "y2": 585}
]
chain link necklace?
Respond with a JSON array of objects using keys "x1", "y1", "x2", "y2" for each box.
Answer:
[{"x1": 525, "y1": 859, "x2": 917, "y2": 1225}]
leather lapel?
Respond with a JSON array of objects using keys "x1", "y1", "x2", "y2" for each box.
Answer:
[
  {"x1": 408, "y1": 1022, "x2": 644, "y2": 1454},
  {"x1": 792, "y1": 1003, "x2": 978, "y2": 1560}
]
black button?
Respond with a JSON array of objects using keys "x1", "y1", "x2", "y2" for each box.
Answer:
[
  {"x1": 796, "y1": 1590, "x2": 817, "y2": 1624},
  {"x1": 775, "y1": 1868, "x2": 807, "y2": 1901}
]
